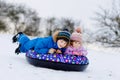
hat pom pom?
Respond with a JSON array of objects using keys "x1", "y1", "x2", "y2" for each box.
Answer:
[{"x1": 75, "y1": 27, "x2": 82, "y2": 33}]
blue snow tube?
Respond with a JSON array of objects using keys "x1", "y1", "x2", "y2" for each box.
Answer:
[{"x1": 26, "y1": 50, "x2": 89, "y2": 71}]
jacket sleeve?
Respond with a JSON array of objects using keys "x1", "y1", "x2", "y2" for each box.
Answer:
[
  {"x1": 35, "y1": 48, "x2": 49, "y2": 54},
  {"x1": 64, "y1": 47, "x2": 73, "y2": 55},
  {"x1": 34, "y1": 38, "x2": 50, "y2": 54},
  {"x1": 79, "y1": 47, "x2": 88, "y2": 56},
  {"x1": 60, "y1": 48, "x2": 66, "y2": 53}
]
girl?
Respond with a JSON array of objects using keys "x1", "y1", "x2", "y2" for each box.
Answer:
[
  {"x1": 12, "y1": 31, "x2": 71, "y2": 55},
  {"x1": 64, "y1": 27, "x2": 87, "y2": 56}
]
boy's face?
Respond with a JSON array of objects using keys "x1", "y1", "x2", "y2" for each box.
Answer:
[
  {"x1": 57, "y1": 39, "x2": 67, "y2": 48},
  {"x1": 72, "y1": 41, "x2": 81, "y2": 48}
]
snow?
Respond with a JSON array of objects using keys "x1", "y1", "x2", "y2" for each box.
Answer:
[{"x1": 0, "y1": 34, "x2": 120, "y2": 80}]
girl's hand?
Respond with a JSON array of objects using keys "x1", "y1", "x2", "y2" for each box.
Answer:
[
  {"x1": 48, "y1": 48, "x2": 56, "y2": 54},
  {"x1": 73, "y1": 52, "x2": 79, "y2": 55},
  {"x1": 56, "y1": 49, "x2": 62, "y2": 54}
]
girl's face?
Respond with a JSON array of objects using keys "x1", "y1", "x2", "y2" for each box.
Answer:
[
  {"x1": 57, "y1": 39, "x2": 67, "y2": 48},
  {"x1": 72, "y1": 41, "x2": 81, "y2": 48}
]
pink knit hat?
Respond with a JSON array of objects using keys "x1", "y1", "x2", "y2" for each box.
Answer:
[{"x1": 70, "y1": 27, "x2": 82, "y2": 42}]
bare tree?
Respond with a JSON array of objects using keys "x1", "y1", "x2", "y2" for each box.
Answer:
[
  {"x1": 23, "y1": 15, "x2": 41, "y2": 36},
  {"x1": 0, "y1": 0, "x2": 10, "y2": 32},
  {"x1": 0, "y1": 20, "x2": 7, "y2": 32},
  {"x1": 7, "y1": 6, "x2": 20, "y2": 34},
  {"x1": 60, "y1": 18, "x2": 80, "y2": 33},
  {"x1": 92, "y1": 0, "x2": 120, "y2": 47},
  {"x1": 0, "y1": 0, "x2": 8, "y2": 16},
  {"x1": 46, "y1": 17, "x2": 56, "y2": 36},
  {"x1": 60, "y1": 18, "x2": 76, "y2": 33},
  {"x1": 94, "y1": 0, "x2": 120, "y2": 43},
  {"x1": 0, "y1": 0, "x2": 41, "y2": 35}
]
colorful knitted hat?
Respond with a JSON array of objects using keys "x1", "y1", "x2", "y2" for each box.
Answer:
[{"x1": 57, "y1": 31, "x2": 71, "y2": 42}]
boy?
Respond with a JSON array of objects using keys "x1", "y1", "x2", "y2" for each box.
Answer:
[{"x1": 12, "y1": 31, "x2": 71, "y2": 55}]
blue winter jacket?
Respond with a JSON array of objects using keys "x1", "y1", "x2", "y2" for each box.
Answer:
[{"x1": 19, "y1": 34, "x2": 66, "y2": 54}]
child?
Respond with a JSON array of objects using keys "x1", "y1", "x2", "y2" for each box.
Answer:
[
  {"x1": 64, "y1": 27, "x2": 87, "y2": 56},
  {"x1": 12, "y1": 31, "x2": 71, "y2": 55}
]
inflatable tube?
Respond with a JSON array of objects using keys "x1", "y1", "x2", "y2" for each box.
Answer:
[{"x1": 26, "y1": 50, "x2": 89, "y2": 71}]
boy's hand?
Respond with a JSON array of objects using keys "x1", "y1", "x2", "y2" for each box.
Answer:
[
  {"x1": 48, "y1": 48, "x2": 56, "y2": 54},
  {"x1": 56, "y1": 49, "x2": 62, "y2": 54}
]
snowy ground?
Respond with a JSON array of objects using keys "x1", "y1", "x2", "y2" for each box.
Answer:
[{"x1": 0, "y1": 34, "x2": 120, "y2": 80}]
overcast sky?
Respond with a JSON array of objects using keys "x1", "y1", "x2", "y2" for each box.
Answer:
[{"x1": 5, "y1": 0, "x2": 113, "y2": 31}]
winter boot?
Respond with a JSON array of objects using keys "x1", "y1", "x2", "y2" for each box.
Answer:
[
  {"x1": 15, "y1": 44, "x2": 21, "y2": 55},
  {"x1": 12, "y1": 32, "x2": 23, "y2": 43}
]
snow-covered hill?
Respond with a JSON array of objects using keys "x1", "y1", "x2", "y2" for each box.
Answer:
[{"x1": 0, "y1": 34, "x2": 120, "y2": 80}]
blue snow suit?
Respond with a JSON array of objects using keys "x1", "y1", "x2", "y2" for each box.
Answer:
[{"x1": 18, "y1": 34, "x2": 66, "y2": 54}]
